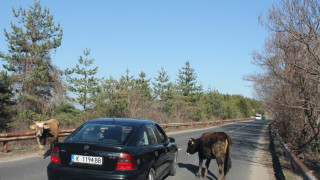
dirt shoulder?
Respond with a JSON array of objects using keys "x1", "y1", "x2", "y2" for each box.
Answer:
[
  {"x1": 249, "y1": 124, "x2": 305, "y2": 180},
  {"x1": 0, "y1": 148, "x2": 37, "y2": 163},
  {"x1": 249, "y1": 125, "x2": 276, "y2": 180}
]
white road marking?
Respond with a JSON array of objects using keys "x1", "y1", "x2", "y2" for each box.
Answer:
[
  {"x1": 178, "y1": 148, "x2": 182, "y2": 151},
  {"x1": 229, "y1": 125, "x2": 246, "y2": 132}
]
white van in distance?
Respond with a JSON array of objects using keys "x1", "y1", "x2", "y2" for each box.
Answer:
[{"x1": 255, "y1": 114, "x2": 262, "y2": 120}]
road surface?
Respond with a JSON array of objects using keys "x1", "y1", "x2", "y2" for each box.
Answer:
[{"x1": 0, "y1": 120, "x2": 273, "y2": 180}]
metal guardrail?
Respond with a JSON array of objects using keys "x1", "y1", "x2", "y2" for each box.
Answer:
[
  {"x1": 270, "y1": 125, "x2": 318, "y2": 180},
  {"x1": 0, "y1": 118, "x2": 252, "y2": 153},
  {"x1": 159, "y1": 118, "x2": 251, "y2": 131}
]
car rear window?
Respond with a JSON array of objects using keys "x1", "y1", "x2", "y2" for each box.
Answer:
[{"x1": 72, "y1": 124, "x2": 133, "y2": 144}]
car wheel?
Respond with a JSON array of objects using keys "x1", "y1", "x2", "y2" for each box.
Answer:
[
  {"x1": 170, "y1": 152, "x2": 177, "y2": 176},
  {"x1": 147, "y1": 168, "x2": 155, "y2": 180}
]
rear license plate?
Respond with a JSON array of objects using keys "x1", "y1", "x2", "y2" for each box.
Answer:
[{"x1": 71, "y1": 154, "x2": 103, "y2": 165}]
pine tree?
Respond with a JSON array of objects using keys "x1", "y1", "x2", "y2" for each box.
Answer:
[
  {"x1": 135, "y1": 71, "x2": 152, "y2": 99},
  {"x1": 93, "y1": 77, "x2": 128, "y2": 118},
  {"x1": 119, "y1": 68, "x2": 135, "y2": 93},
  {"x1": 163, "y1": 83, "x2": 177, "y2": 117},
  {"x1": 236, "y1": 97, "x2": 251, "y2": 118},
  {"x1": 0, "y1": 0, "x2": 63, "y2": 121},
  {"x1": 153, "y1": 66, "x2": 170, "y2": 101},
  {"x1": 65, "y1": 48, "x2": 98, "y2": 119},
  {"x1": 177, "y1": 61, "x2": 199, "y2": 99},
  {"x1": 0, "y1": 71, "x2": 15, "y2": 131}
]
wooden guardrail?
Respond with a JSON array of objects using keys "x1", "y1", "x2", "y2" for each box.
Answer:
[
  {"x1": 270, "y1": 125, "x2": 318, "y2": 180},
  {"x1": 0, "y1": 129, "x2": 75, "y2": 153},
  {"x1": 0, "y1": 118, "x2": 253, "y2": 153}
]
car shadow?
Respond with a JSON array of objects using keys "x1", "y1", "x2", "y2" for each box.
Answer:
[
  {"x1": 43, "y1": 149, "x2": 51, "y2": 159},
  {"x1": 178, "y1": 163, "x2": 218, "y2": 180},
  {"x1": 37, "y1": 148, "x2": 51, "y2": 159}
]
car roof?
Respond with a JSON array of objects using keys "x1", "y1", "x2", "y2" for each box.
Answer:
[{"x1": 87, "y1": 118, "x2": 157, "y2": 125}]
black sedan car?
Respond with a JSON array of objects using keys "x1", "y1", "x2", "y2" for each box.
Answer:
[{"x1": 47, "y1": 118, "x2": 178, "y2": 180}]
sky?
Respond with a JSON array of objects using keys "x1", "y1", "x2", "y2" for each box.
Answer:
[{"x1": 0, "y1": 0, "x2": 275, "y2": 98}]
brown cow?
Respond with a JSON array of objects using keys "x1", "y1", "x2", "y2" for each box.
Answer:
[
  {"x1": 186, "y1": 131, "x2": 232, "y2": 180},
  {"x1": 30, "y1": 119, "x2": 59, "y2": 158}
]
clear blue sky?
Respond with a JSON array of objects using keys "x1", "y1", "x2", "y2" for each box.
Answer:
[{"x1": 0, "y1": 0, "x2": 275, "y2": 98}]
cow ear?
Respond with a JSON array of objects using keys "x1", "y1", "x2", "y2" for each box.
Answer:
[
  {"x1": 30, "y1": 125, "x2": 36, "y2": 130},
  {"x1": 44, "y1": 125, "x2": 50, "y2": 129}
]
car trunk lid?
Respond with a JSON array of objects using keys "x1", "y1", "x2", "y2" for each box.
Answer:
[{"x1": 58, "y1": 143, "x2": 123, "y2": 171}]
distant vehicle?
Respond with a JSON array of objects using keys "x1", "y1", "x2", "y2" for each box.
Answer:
[
  {"x1": 255, "y1": 114, "x2": 262, "y2": 120},
  {"x1": 47, "y1": 118, "x2": 178, "y2": 180},
  {"x1": 262, "y1": 116, "x2": 266, "y2": 120}
]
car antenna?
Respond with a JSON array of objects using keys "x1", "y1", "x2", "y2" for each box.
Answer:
[{"x1": 112, "y1": 118, "x2": 115, "y2": 125}]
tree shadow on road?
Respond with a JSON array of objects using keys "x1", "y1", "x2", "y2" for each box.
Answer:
[{"x1": 178, "y1": 163, "x2": 218, "y2": 180}]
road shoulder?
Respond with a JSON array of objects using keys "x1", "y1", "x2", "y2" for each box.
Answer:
[{"x1": 249, "y1": 124, "x2": 275, "y2": 180}]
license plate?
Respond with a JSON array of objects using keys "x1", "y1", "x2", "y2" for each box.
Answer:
[{"x1": 71, "y1": 154, "x2": 103, "y2": 165}]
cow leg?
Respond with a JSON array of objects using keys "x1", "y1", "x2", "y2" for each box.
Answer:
[
  {"x1": 36, "y1": 137, "x2": 45, "y2": 150},
  {"x1": 216, "y1": 157, "x2": 225, "y2": 180},
  {"x1": 197, "y1": 158, "x2": 203, "y2": 177},
  {"x1": 204, "y1": 158, "x2": 211, "y2": 179}
]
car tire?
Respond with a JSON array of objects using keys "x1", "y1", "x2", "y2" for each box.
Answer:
[
  {"x1": 170, "y1": 152, "x2": 177, "y2": 176},
  {"x1": 147, "y1": 168, "x2": 155, "y2": 180}
]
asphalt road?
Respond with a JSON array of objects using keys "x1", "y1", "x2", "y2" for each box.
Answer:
[{"x1": 0, "y1": 120, "x2": 272, "y2": 180}]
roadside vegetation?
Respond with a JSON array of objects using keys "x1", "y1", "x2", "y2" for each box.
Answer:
[
  {"x1": 247, "y1": 0, "x2": 320, "y2": 174},
  {"x1": 0, "y1": 0, "x2": 264, "y2": 132}
]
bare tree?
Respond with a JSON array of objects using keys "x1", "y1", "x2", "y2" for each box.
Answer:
[{"x1": 248, "y1": 0, "x2": 320, "y2": 153}]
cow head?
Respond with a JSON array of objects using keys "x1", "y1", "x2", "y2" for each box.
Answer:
[
  {"x1": 30, "y1": 121, "x2": 50, "y2": 137},
  {"x1": 185, "y1": 138, "x2": 198, "y2": 155}
]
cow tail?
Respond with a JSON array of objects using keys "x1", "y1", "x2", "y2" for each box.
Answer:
[{"x1": 224, "y1": 137, "x2": 232, "y2": 175}]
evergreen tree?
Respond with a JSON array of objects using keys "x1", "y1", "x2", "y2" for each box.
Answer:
[
  {"x1": 135, "y1": 71, "x2": 152, "y2": 99},
  {"x1": 51, "y1": 101, "x2": 81, "y2": 126},
  {"x1": 0, "y1": 0, "x2": 63, "y2": 121},
  {"x1": 0, "y1": 71, "x2": 15, "y2": 131},
  {"x1": 221, "y1": 94, "x2": 238, "y2": 119},
  {"x1": 176, "y1": 61, "x2": 200, "y2": 100},
  {"x1": 204, "y1": 90, "x2": 223, "y2": 118},
  {"x1": 153, "y1": 66, "x2": 170, "y2": 101},
  {"x1": 236, "y1": 97, "x2": 251, "y2": 117},
  {"x1": 93, "y1": 77, "x2": 128, "y2": 118},
  {"x1": 65, "y1": 48, "x2": 98, "y2": 118},
  {"x1": 176, "y1": 61, "x2": 202, "y2": 120},
  {"x1": 119, "y1": 68, "x2": 135, "y2": 93},
  {"x1": 163, "y1": 83, "x2": 177, "y2": 117}
]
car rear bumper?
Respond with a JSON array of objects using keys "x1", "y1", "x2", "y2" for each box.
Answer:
[{"x1": 47, "y1": 163, "x2": 146, "y2": 180}]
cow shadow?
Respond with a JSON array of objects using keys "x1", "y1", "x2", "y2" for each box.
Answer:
[{"x1": 178, "y1": 163, "x2": 218, "y2": 180}]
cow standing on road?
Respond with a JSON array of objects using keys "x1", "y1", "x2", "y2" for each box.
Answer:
[
  {"x1": 30, "y1": 119, "x2": 59, "y2": 158},
  {"x1": 186, "y1": 131, "x2": 232, "y2": 180}
]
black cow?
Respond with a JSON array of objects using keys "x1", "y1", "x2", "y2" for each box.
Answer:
[{"x1": 186, "y1": 131, "x2": 232, "y2": 180}]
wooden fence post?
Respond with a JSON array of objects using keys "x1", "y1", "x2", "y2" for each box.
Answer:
[{"x1": 3, "y1": 141, "x2": 8, "y2": 153}]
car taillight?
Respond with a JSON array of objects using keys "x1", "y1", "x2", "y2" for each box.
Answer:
[
  {"x1": 51, "y1": 147, "x2": 61, "y2": 164},
  {"x1": 116, "y1": 153, "x2": 137, "y2": 170}
]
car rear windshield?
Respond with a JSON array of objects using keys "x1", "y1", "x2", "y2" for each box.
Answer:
[{"x1": 72, "y1": 124, "x2": 133, "y2": 144}]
